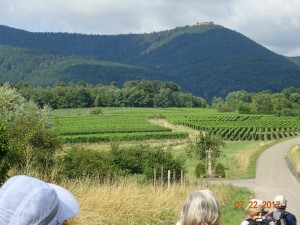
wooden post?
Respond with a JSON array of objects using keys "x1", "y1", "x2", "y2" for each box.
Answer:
[
  {"x1": 153, "y1": 168, "x2": 156, "y2": 187},
  {"x1": 173, "y1": 169, "x2": 176, "y2": 185},
  {"x1": 180, "y1": 170, "x2": 184, "y2": 186},
  {"x1": 168, "y1": 170, "x2": 171, "y2": 192},
  {"x1": 161, "y1": 166, "x2": 164, "y2": 188}
]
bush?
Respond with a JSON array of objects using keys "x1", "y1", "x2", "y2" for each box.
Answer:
[
  {"x1": 56, "y1": 147, "x2": 115, "y2": 180},
  {"x1": 0, "y1": 124, "x2": 10, "y2": 184},
  {"x1": 142, "y1": 147, "x2": 186, "y2": 181},
  {"x1": 214, "y1": 162, "x2": 226, "y2": 178},
  {"x1": 110, "y1": 143, "x2": 186, "y2": 180},
  {"x1": 0, "y1": 83, "x2": 61, "y2": 174},
  {"x1": 194, "y1": 161, "x2": 206, "y2": 178},
  {"x1": 90, "y1": 107, "x2": 103, "y2": 115}
]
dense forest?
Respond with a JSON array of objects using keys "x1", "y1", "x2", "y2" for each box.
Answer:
[{"x1": 1, "y1": 24, "x2": 300, "y2": 101}]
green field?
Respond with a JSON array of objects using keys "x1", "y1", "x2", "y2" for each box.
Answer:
[
  {"x1": 52, "y1": 108, "x2": 191, "y2": 142},
  {"x1": 52, "y1": 107, "x2": 300, "y2": 143}
]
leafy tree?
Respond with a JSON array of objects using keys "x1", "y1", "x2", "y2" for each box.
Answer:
[
  {"x1": 191, "y1": 132, "x2": 225, "y2": 176},
  {"x1": 271, "y1": 93, "x2": 292, "y2": 116},
  {"x1": 0, "y1": 83, "x2": 61, "y2": 173},
  {"x1": 251, "y1": 93, "x2": 273, "y2": 114},
  {"x1": 225, "y1": 90, "x2": 252, "y2": 109},
  {"x1": 211, "y1": 96, "x2": 226, "y2": 111},
  {"x1": 238, "y1": 102, "x2": 253, "y2": 114}
]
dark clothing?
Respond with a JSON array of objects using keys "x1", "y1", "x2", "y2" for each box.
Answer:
[{"x1": 266, "y1": 209, "x2": 297, "y2": 225}]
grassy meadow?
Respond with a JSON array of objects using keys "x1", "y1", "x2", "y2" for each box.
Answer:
[{"x1": 47, "y1": 107, "x2": 300, "y2": 224}]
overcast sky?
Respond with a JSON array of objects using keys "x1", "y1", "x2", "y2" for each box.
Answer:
[{"x1": 0, "y1": 0, "x2": 300, "y2": 56}]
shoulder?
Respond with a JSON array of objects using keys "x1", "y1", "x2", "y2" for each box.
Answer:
[
  {"x1": 285, "y1": 212, "x2": 297, "y2": 225},
  {"x1": 241, "y1": 220, "x2": 250, "y2": 225}
]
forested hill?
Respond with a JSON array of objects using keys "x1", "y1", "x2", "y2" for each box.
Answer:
[{"x1": 1, "y1": 24, "x2": 300, "y2": 101}]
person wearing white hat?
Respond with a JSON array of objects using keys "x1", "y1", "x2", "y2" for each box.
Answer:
[
  {"x1": 266, "y1": 195, "x2": 297, "y2": 225},
  {"x1": 0, "y1": 175, "x2": 79, "y2": 225},
  {"x1": 240, "y1": 199, "x2": 271, "y2": 225}
]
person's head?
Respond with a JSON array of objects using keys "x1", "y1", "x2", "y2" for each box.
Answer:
[
  {"x1": 0, "y1": 175, "x2": 79, "y2": 225},
  {"x1": 274, "y1": 195, "x2": 287, "y2": 210},
  {"x1": 245, "y1": 199, "x2": 268, "y2": 218},
  {"x1": 179, "y1": 189, "x2": 221, "y2": 225}
]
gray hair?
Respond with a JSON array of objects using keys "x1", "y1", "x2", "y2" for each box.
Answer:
[{"x1": 179, "y1": 189, "x2": 221, "y2": 225}]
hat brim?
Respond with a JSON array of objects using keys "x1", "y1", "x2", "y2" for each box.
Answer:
[{"x1": 48, "y1": 183, "x2": 79, "y2": 221}]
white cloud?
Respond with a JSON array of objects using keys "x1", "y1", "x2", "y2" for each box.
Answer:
[{"x1": 0, "y1": 0, "x2": 299, "y2": 55}]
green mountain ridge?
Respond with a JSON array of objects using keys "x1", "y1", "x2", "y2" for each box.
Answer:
[{"x1": 0, "y1": 24, "x2": 300, "y2": 100}]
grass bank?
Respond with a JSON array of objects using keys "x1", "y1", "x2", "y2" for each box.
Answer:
[{"x1": 287, "y1": 144, "x2": 300, "y2": 179}]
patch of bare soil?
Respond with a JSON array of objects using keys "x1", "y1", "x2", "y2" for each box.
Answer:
[{"x1": 147, "y1": 118, "x2": 199, "y2": 141}]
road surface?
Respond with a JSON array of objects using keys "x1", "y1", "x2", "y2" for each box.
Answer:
[
  {"x1": 255, "y1": 138, "x2": 300, "y2": 218},
  {"x1": 229, "y1": 138, "x2": 300, "y2": 219}
]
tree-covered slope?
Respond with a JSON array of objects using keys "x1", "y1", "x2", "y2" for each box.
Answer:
[
  {"x1": 1, "y1": 24, "x2": 300, "y2": 100},
  {"x1": 0, "y1": 44, "x2": 163, "y2": 86}
]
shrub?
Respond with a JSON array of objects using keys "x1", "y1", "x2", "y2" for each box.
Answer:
[
  {"x1": 194, "y1": 161, "x2": 206, "y2": 178},
  {"x1": 0, "y1": 83, "x2": 61, "y2": 174},
  {"x1": 110, "y1": 143, "x2": 186, "y2": 180},
  {"x1": 142, "y1": 147, "x2": 186, "y2": 181},
  {"x1": 214, "y1": 162, "x2": 226, "y2": 178},
  {"x1": 0, "y1": 124, "x2": 10, "y2": 184},
  {"x1": 90, "y1": 107, "x2": 103, "y2": 115},
  {"x1": 56, "y1": 147, "x2": 115, "y2": 180},
  {"x1": 110, "y1": 143, "x2": 145, "y2": 175}
]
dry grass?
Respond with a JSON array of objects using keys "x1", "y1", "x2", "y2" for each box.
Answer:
[
  {"x1": 233, "y1": 141, "x2": 272, "y2": 175},
  {"x1": 60, "y1": 179, "x2": 235, "y2": 225},
  {"x1": 288, "y1": 144, "x2": 300, "y2": 174}
]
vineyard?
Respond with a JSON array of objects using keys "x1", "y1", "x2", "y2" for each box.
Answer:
[
  {"x1": 52, "y1": 108, "x2": 300, "y2": 143},
  {"x1": 168, "y1": 114, "x2": 300, "y2": 141},
  {"x1": 52, "y1": 108, "x2": 189, "y2": 143}
]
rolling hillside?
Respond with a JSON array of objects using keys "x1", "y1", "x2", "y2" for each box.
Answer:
[{"x1": 1, "y1": 24, "x2": 300, "y2": 100}]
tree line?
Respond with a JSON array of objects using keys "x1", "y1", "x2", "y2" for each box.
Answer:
[
  {"x1": 212, "y1": 88, "x2": 300, "y2": 116},
  {"x1": 2, "y1": 80, "x2": 300, "y2": 117},
  {"x1": 10, "y1": 80, "x2": 207, "y2": 109}
]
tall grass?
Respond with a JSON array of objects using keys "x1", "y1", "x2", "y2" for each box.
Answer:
[
  {"x1": 287, "y1": 144, "x2": 300, "y2": 179},
  {"x1": 55, "y1": 178, "x2": 251, "y2": 225}
]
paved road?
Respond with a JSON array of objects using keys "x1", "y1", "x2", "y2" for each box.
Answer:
[
  {"x1": 254, "y1": 138, "x2": 300, "y2": 218},
  {"x1": 226, "y1": 138, "x2": 300, "y2": 219},
  {"x1": 151, "y1": 119, "x2": 300, "y2": 217}
]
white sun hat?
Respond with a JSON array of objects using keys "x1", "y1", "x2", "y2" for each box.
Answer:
[
  {"x1": 0, "y1": 175, "x2": 79, "y2": 225},
  {"x1": 274, "y1": 195, "x2": 287, "y2": 208}
]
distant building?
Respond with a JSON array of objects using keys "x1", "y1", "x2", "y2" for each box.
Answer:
[{"x1": 196, "y1": 21, "x2": 214, "y2": 26}]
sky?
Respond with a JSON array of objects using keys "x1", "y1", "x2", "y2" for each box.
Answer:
[{"x1": 0, "y1": 0, "x2": 300, "y2": 56}]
